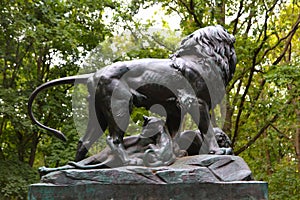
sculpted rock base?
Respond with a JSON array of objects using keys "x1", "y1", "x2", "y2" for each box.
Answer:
[{"x1": 29, "y1": 155, "x2": 268, "y2": 200}]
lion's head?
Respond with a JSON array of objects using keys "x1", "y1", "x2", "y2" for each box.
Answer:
[
  {"x1": 171, "y1": 25, "x2": 237, "y2": 85},
  {"x1": 141, "y1": 116, "x2": 165, "y2": 139}
]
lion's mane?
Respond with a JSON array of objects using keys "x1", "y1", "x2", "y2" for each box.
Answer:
[{"x1": 170, "y1": 25, "x2": 237, "y2": 86}]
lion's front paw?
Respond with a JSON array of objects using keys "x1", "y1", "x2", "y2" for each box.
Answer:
[
  {"x1": 38, "y1": 166, "x2": 47, "y2": 175},
  {"x1": 209, "y1": 147, "x2": 233, "y2": 155},
  {"x1": 126, "y1": 158, "x2": 144, "y2": 166},
  {"x1": 38, "y1": 166, "x2": 56, "y2": 176}
]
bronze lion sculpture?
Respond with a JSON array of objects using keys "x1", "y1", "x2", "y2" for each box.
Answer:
[{"x1": 28, "y1": 25, "x2": 236, "y2": 165}]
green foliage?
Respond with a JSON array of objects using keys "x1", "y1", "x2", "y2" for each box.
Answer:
[
  {"x1": 268, "y1": 162, "x2": 300, "y2": 200},
  {"x1": 1, "y1": 0, "x2": 300, "y2": 199},
  {"x1": 0, "y1": 0, "x2": 111, "y2": 197},
  {"x1": 0, "y1": 160, "x2": 39, "y2": 199},
  {"x1": 38, "y1": 123, "x2": 80, "y2": 167},
  {"x1": 0, "y1": 0, "x2": 110, "y2": 161},
  {"x1": 249, "y1": 154, "x2": 300, "y2": 199}
]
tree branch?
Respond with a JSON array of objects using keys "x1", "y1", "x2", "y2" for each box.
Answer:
[
  {"x1": 178, "y1": 0, "x2": 202, "y2": 27},
  {"x1": 269, "y1": 123, "x2": 293, "y2": 141},
  {"x1": 231, "y1": 0, "x2": 244, "y2": 34},
  {"x1": 258, "y1": 13, "x2": 300, "y2": 65},
  {"x1": 273, "y1": 13, "x2": 300, "y2": 65},
  {"x1": 227, "y1": 66, "x2": 252, "y2": 92},
  {"x1": 168, "y1": 2, "x2": 184, "y2": 21},
  {"x1": 232, "y1": 1, "x2": 278, "y2": 145},
  {"x1": 235, "y1": 97, "x2": 293, "y2": 154},
  {"x1": 235, "y1": 114, "x2": 278, "y2": 155}
]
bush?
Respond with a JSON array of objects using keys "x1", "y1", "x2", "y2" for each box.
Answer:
[
  {"x1": 268, "y1": 163, "x2": 300, "y2": 200},
  {"x1": 0, "y1": 160, "x2": 39, "y2": 199}
]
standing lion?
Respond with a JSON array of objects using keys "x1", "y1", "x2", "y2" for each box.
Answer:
[{"x1": 28, "y1": 25, "x2": 236, "y2": 165}]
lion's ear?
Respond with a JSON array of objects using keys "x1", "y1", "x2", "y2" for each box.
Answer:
[{"x1": 143, "y1": 116, "x2": 150, "y2": 124}]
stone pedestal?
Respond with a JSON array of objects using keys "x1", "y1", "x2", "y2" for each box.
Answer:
[
  {"x1": 29, "y1": 181, "x2": 267, "y2": 200},
  {"x1": 28, "y1": 155, "x2": 268, "y2": 199}
]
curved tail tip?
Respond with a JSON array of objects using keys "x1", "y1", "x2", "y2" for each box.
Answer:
[{"x1": 54, "y1": 131, "x2": 67, "y2": 142}]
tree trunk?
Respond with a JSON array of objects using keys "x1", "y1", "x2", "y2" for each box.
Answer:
[
  {"x1": 29, "y1": 132, "x2": 39, "y2": 167},
  {"x1": 216, "y1": 0, "x2": 225, "y2": 25},
  {"x1": 295, "y1": 105, "x2": 300, "y2": 174},
  {"x1": 296, "y1": 133, "x2": 300, "y2": 174},
  {"x1": 0, "y1": 147, "x2": 4, "y2": 160},
  {"x1": 263, "y1": 129, "x2": 272, "y2": 175},
  {"x1": 223, "y1": 102, "x2": 233, "y2": 139},
  {"x1": 17, "y1": 131, "x2": 25, "y2": 162},
  {"x1": 288, "y1": 84, "x2": 300, "y2": 174}
]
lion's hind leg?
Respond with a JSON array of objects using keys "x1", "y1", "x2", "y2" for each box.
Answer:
[
  {"x1": 95, "y1": 76, "x2": 138, "y2": 165},
  {"x1": 189, "y1": 99, "x2": 232, "y2": 155},
  {"x1": 75, "y1": 83, "x2": 108, "y2": 161}
]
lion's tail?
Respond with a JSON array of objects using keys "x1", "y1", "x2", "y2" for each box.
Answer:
[{"x1": 28, "y1": 73, "x2": 94, "y2": 141}]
